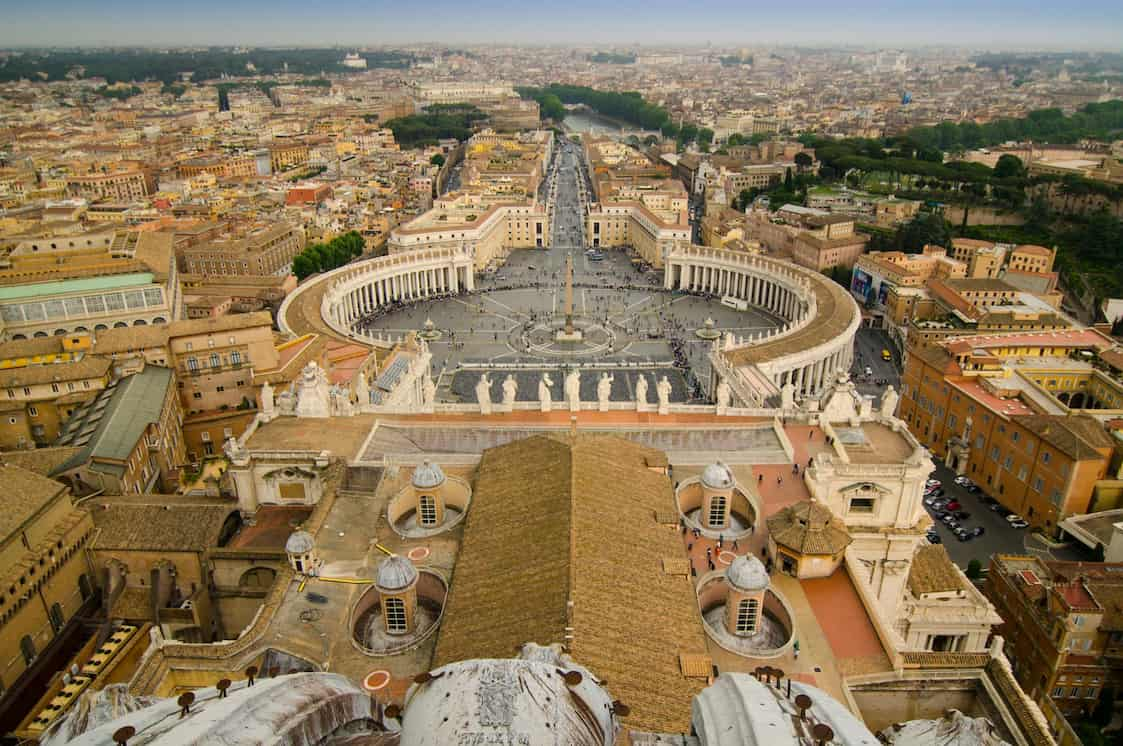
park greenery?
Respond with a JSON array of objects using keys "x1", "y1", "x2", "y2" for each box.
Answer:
[
  {"x1": 905, "y1": 100, "x2": 1123, "y2": 151},
  {"x1": 291, "y1": 231, "x2": 365, "y2": 281},
  {"x1": 0, "y1": 48, "x2": 415, "y2": 85},
  {"x1": 516, "y1": 84, "x2": 672, "y2": 131},
  {"x1": 588, "y1": 52, "x2": 636, "y2": 64},
  {"x1": 382, "y1": 104, "x2": 488, "y2": 147},
  {"x1": 93, "y1": 85, "x2": 142, "y2": 100}
]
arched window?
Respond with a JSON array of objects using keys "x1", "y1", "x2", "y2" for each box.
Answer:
[
  {"x1": 419, "y1": 495, "x2": 437, "y2": 526},
  {"x1": 736, "y1": 598, "x2": 759, "y2": 634},
  {"x1": 78, "y1": 573, "x2": 93, "y2": 601},
  {"x1": 384, "y1": 597, "x2": 407, "y2": 633},
  {"x1": 239, "y1": 567, "x2": 277, "y2": 589},
  {"x1": 708, "y1": 494, "x2": 727, "y2": 527},
  {"x1": 48, "y1": 603, "x2": 65, "y2": 633},
  {"x1": 19, "y1": 635, "x2": 36, "y2": 665}
]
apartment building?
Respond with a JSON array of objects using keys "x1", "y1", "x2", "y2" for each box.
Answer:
[
  {"x1": 52, "y1": 366, "x2": 185, "y2": 495},
  {"x1": 986, "y1": 555, "x2": 1123, "y2": 724},
  {"x1": 898, "y1": 330, "x2": 1118, "y2": 535},
  {"x1": 0, "y1": 337, "x2": 112, "y2": 450},
  {"x1": 179, "y1": 221, "x2": 305, "y2": 277},
  {"x1": 269, "y1": 142, "x2": 310, "y2": 173},
  {"x1": 389, "y1": 193, "x2": 549, "y2": 270},
  {"x1": 851, "y1": 247, "x2": 967, "y2": 306},
  {"x1": 0, "y1": 231, "x2": 182, "y2": 341},
  {"x1": 0, "y1": 464, "x2": 96, "y2": 731},
  {"x1": 65, "y1": 166, "x2": 153, "y2": 202}
]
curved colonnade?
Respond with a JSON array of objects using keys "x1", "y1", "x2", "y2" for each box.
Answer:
[
  {"x1": 280, "y1": 243, "x2": 858, "y2": 410},
  {"x1": 664, "y1": 246, "x2": 860, "y2": 405},
  {"x1": 278, "y1": 246, "x2": 474, "y2": 344}
]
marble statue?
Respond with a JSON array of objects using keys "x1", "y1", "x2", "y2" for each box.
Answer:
[
  {"x1": 422, "y1": 373, "x2": 436, "y2": 405},
  {"x1": 476, "y1": 374, "x2": 493, "y2": 415},
  {"x1": 780, "y1": 380, "x2": 796, "y2": 410},
  {"x1": 223, "y1": 436, "x2": 246, "y2": 462},
  {"x1": 879, "y1": 385, "x2": 899, "y2": 418},
  {"x1": 596, "y1": 372, "x2": 614, "y2": 411},
  {"x1": 635, "y1": 374, "x2": 649, "y2": 412},
  {"x1": 295, "y1": 361, "x2": 332, "y2": 418},
  {"x1": 538, "y1": 373, "x2": 554, "y2": 412},
  {"x1": 565, "y1": 369, "x2": 581, "y2": 412},
  {"x1": 354, "y1": 371, "x2": 369, "y2": 409},
  {"x1": 277, "y1": 386, "x2": 297, "y2": 416},
  {"x1": 656, "y1": 375, "x2": 672, "y2": 415},
  {"x1": 715, "y1": 378, "x2": 731, "y2": 411},
  {"x1": 330, "y1": 385, "x2": 354, "y2": 417},
  {"x1": 260, "y1": 380, "x2": 274, "y2": 416},
  {"x1": 502, "y1": 375, "x2": 518, "y2": 408}
]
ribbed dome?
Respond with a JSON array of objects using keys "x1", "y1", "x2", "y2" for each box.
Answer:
[
  {"x1": 701, "y1": 462, "x2": 734, "y2": 490},
  {"x1": 726, "y1": 554, "x2": 769, "y2": 592},
  {"x1": 285, "y1": 530, "x2": 314, "y2": 555},
  {"x1": 411, "y1": 461, "x2": 446, "y2": 489},
  {"x1": 376, "y1": 555, "x2": 418, "y2": 591}
]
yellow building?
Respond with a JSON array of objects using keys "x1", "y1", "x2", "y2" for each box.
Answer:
[{"x1": 0, "y1": 462, "x2": 96, "y2": 719}]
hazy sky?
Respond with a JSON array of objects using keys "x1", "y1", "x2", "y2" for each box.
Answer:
[{"x1": 0, "y1": 0, "x2": 1120, "y2": 49}]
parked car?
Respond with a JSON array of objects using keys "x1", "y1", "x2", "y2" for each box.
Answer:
[
  {"x1": 981, "y1": 495, "x2": 998, "y2": 506},
  {"x1": 923, "y1": 497, "x2": 936, "y2": 507},
  {"x1": 926, "y1": 479, "x2": 941, "y2": 489},
  {"x1": 972, "y1": 526, "x2": 985, "y2": 537},
  {"x1": 954, "y1": 510, "x2": 970, "y2": 520},
  {"x1": 945, "y1": 500, "x2": 961, "y2": 511},
  {"x1": 953, "y1": 475, "x2": 972, "y2": 487},
  {"x1": 927, "y1": 489, "x2": 944, "y2": 499},
  {"x1": 995, "y1": 506, "x2": 1013, "y2": 518},
  {"x1": 1009, "y1": 519, "x2": 1029, "y2": 529},
  {"x1": 956, "y1": 529, "x2": 973, "y2": 542},
  {"x1": 927, "y1": 533, "x2": 943, "y2": 544}
]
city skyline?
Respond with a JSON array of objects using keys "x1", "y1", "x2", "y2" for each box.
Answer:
[{"x1": 1, "y1": 0, "x2": 1121, "y2": 50}]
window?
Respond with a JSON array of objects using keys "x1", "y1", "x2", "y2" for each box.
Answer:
[
  {"x1": 185, "y1": 342, "x2": 193, "y2": 351},
  {"x1": 51, "y1": 383, "x2": 59, "y2": 393},
  {"x1": 19, "y1": 635, "x2": 36, "y2": 665},
  {"x1": 1012, "y1": 431, "x2": 1020, "y2": 443},
  {"x1": 419, "y1": 495, "x2": 438, "y2": 526},
  {"x1": 708, "y1": 494, "x2": 727, "y2": 526},
  {"x1": 223, "y1": 428, "x2": 233, "y2": 438},
  {"x1": 187, "y1": 357, "x2": 199, "y2": 372},
  {"x1": 201, "y1": 431, "x2": 211, "y2": 442},
  {"x1": 1018, "y1": 465, "x2": 1028, "y2": 482},
  {"x1": 384, "y1": 597, "x2": 407, "y2": 633},
  {"x1": 736, "y1": 598, "x2": 759, "y2": 634},
  {"x1": 210, "y1": 353, "x2": 220, "y2": 369},
  {"x1": 991, "y1": 446, "x2": 1000, "y2": 463},
  {"x1": 1033, "y1": 477, "x2": 1044, "y2": 493},
  {"x1": 192, "y1": 392, "x2": 202, "y2": 400},
  {"x1": 230, "y1": 350, "x2": 242, "y2": 365},
  {"x1": 28, "y1": 406, "x2": 38, "y2": 417},
  {"x1": 1042, "y1": 451, "x2": 1051, "y2": 465},
  {"x1": 850, "y1": 497, "x2": 876, "y2": 513},
  {"x1": 1004, "y1": 455, "x2": 1013, "y2": 471}
]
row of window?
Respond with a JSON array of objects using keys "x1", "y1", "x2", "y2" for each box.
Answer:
[
  {"x1": 0, "y1": 288, "x2": 164, "y2": 323},
  {"x1": 185, "y1": 351, "x2": 243, "y2": 372},
  {"x1": 7, "y1": 379, "x2": 93, "y2": 400}
]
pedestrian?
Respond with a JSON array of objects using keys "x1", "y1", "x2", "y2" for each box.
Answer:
[
  {"x1": 777, "y1": 475, "x2": 783, "y2": 485},
  {"x1": 732, "y1": 538, "x2": 739, "y2": 551},
  {"x1": 758, "y1": 473, "x2": 763, "y2": 483},
  {"x1": 718, "y1": 534, "x2": 724, "y2": 549},
  {"x1": 687, "y1": 542, "x2": 693, "y2": 552},
  {"x1": 808, "y1": 430, "x2": 814, "y2": 440},
  {"x1": 706, "y1": 547, "x2": 712, "y2": 559},
  {"x1": 708, "y1": 560, "x2": 715, "y2": 572}
]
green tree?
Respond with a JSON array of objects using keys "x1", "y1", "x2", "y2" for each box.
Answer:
[
  {"x1": 784, "y1": 167, "x2": 794, "y2": 190},
  {"x1": 292, "y1": 253, "x2": 317, "y2": 280},
  {"x1": 430, "y1": 153, "x2": 446, "y2": 167},
  {"x1": 966, "y1": 559, "x2": 983, "y2": 580},
  {"x1": 698, "y1": 128, "x2": 714, "y2": 145},
  {"x1": 993, "y1": 153, "x2": 1026, "y2": 179},
  {"x1": 896, "y1": 212, "x2": 952, "y2": 252},
  {"x1": 794, "y1": 152, "x2": 813, "y2": 170}
]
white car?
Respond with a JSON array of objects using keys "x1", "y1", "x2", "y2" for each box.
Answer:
[
  {"x1": 926, "y1": 479, "x2": 941, "y2": 489},
  {"x1": 1008, "y1": 519, "x2": 1029, "y2": 529},
  {"x1": 1006, "y1": 514, "x2": 1029, "y2": 527}
]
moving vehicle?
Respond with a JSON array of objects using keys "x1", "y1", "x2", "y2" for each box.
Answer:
[
  {"x1": 881, "y1": 349, "x2": 892, "y2": 361},
  {"x1": 1009, "y1": 519, "x2": 1029, "y2": 529},
  {"x1": 945, "y1": 500, "x2": 961, "y2": 511}
]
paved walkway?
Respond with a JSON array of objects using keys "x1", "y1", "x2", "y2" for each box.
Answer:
[{"x1": 801, "y1": 570, "x2": 892, "y2": 676}]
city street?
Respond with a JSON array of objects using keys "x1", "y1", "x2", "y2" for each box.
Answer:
[
  {"x1": 923, "y1": 461, "x2": 1093, "y2": 569},
  {"x1": 850, "y1": 327, "x2": 900, "y2": 399}
]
